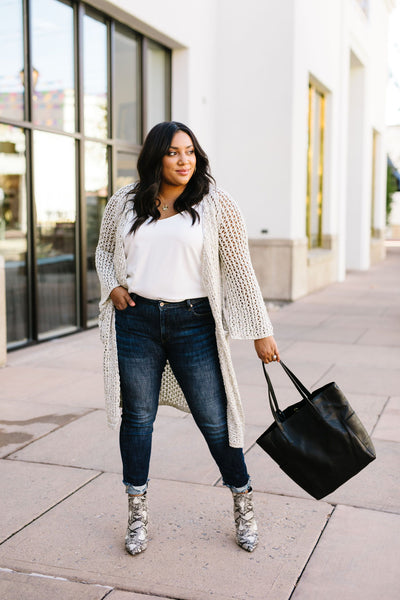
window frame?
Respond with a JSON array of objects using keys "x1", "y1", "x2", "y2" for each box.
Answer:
[
  {"x1": 0, "y1": 0, "x2": 172, "y2": 346},
  {"x1": 306, "y1": 82, "x2": 326, "y2": 250}
]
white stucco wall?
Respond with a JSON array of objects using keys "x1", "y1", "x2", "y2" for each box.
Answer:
[
  {"x1": 344, "y1": 0, "x2": 390, "y2": 270},
  {"x1": 368, "y1": 0, "x2": 391, "y2": 234},
  {"x1": 291, "y1": 0, "x2": 343, "y2": 242},
  {"x1": 89, "y1": 0, "x2": 391, "y2": 276},
  {"x1": 214, "y1": 0, "x2": 295, "y2": 239}
]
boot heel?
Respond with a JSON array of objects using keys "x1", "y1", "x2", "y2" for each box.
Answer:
[
  {"x1": 125, "y1": 493, "x2": 148, "y2": 555},
  {"x1": 232, "y1": 488, "x2": 258, "y2": 552}
]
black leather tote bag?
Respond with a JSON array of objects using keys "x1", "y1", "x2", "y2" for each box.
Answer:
[{"x1": 256, "y1": 361, "x2": 376, "y2": 500}]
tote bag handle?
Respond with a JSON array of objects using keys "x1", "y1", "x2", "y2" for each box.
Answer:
[
  {"x1": 279, "y1": 361, "x2": 311, "y2": 399},
  {"x1": 262, "y1": 360, "x2": 313, "y2": 423}
]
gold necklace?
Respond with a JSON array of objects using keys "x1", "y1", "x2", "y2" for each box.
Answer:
[{"x1": 159, "y1": 195, "x2": 170, "y2": 211}]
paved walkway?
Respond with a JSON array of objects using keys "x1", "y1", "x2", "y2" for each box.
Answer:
[{"x1": 0, "y1": 245, "x2": 399, "y2": 600}]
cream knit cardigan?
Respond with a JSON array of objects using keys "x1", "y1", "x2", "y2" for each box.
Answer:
[{"x1": 95, "y1": 184, "x2": 273, "y2": 448}]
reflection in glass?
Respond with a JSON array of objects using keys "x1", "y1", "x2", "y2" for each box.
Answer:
[
  {"x1": 34, "y1": 131, "x2": 76, "y2": 337},
  {"x1": 85, "y1": 142, "x2": 108, "y2": 324},
  {"x1": 0, "y1": 0, "x2": 24, "y2": 121},
  {"x1": 114, "y1": 26, "x2": 140, "y2": 143},
  {"x1": 115, "y1": 152, "x2": 138, "y2": 192},
  {"x1": 31, "y1": 0, "x2": 75, "y2": 132},
  {"x1": 306, "y1": 85, "x2": 325, "y2": 249},
  {"x1": 145, "y1": 41, "x2": 170, "y2": 133},
  {"x1": 83, "y1": 14, "x2": 107, "y2": 139},
  {"x1": 0, "y1": 125, "x2": 28, "y2": 345}
]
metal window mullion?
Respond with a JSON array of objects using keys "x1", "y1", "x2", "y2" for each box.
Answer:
[
  {"x1": 109, "y1": 143, "x2": 115, "y2": 195},
  {"x1": 75, "y1": 136, "x2": 86, "y2": 328},
  {"x1": 107, "y1": 18, "x2": 113, "y2": 141},
  {"x1": 75, "y1": 1, "x2": 83, "y2": 135},
  {"x1": 26, "y1": 126, "x2": 39, "y2": 341},
  {"x1": 141, "y1": 36, "x2": 148, "y2": 141},
  {"x1": 22, "y1": 0, "x2": 32, "y2": 123},
  {"x1": 109, "y1": 19, "x2": 116, "y2": 190},
  {"x1": 0, "y1": 121, "x2": 82, "y2": 138},
  {"x1": 166, "y1": 48, "x2": 172, "y2": 121},
  {"x1": 23, "y1": 0, "x2": 39, "y2": 341},
  {"x1": 76, "y1": 1, "x2": 86, "y2": 328},
  {"x1": 24, "y1": 127, "x2": 33, "y2": 342},
  {"x1": 0, "y1": 117, "x2": 32, "y2": 129}
]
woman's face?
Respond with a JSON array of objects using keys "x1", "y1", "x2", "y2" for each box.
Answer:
[{"x1": 161, "y1": 130, "x2": 196, "y2": 189}]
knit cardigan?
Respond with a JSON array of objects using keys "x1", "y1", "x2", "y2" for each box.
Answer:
[{"x1": 95, "y1": 184, "x2": 273, "y2": 448}]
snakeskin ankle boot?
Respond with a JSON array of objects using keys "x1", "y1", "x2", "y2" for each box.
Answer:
[
  {"x1": 125, "y1": 493, "x2": 148, "y2": 555},
  {"x1": 232, "y1": 488, "x2": 258, "y2": 552}
]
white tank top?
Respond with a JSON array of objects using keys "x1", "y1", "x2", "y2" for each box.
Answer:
[{"x1": 124, "y1": 204, "x2": 207, "y2": 301}]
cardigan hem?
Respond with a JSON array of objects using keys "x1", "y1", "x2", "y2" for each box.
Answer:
[{"x1": 96, "y1": 186, "x2": 273, "y2": 450}]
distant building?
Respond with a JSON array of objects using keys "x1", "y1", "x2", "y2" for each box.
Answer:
[{"x1": 0, "y1": 0, "x2": 395, "y2": 353}]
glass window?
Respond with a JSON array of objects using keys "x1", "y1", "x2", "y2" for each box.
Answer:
[
  {"x1": 0, "y1": 0, "x2": 24, "y2": 121},
  {"x1": 114, "y1": 26, "x2": 141, "y2": 143},
  {"x1": 0, "y1": 2, "x2": 172, "y2": 348},
  {"x1": 31, "y1": 0, "x2": 75, "y2": 132},
  {"x1": 85, "y1": 141, "x2": 108, "y2": 324},
  {"x1": 115, "y1": 151, "x2": 138, "y2": 192},
  {"x1": 306, "y1": 84, "x2": 325, "y2": 249},
  {"x1": 83, "y1": 14, "x2": 108, "y2": 139},
  {"x1": 145, "y1": 40, "x2": 171, "y2": 133},
  {"x1": 0, "y1": 124, "x2": 28, "y2": 345},
  {"x1": 34, "y1": 131, "x2": 76, "y2": 338}
]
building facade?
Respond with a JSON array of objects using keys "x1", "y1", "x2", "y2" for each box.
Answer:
[{"x1": 0, "y1": 0, "x2": 394, "y2": 356}]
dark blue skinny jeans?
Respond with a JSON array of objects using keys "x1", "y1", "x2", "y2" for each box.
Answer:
[{"x1": 115, "y1": 294, "x2": 250, "y2": 495}]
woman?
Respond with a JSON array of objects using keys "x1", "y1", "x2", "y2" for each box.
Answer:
[{"x1": 96, "y1": 121, "x2": 279, "y2": 556}]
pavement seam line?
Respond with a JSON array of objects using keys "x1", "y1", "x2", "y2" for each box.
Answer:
[
  {"x1": 3, "y1": 456, "x2": 108, "y2": 472},
  {"x1": 369, "y1": 394, "x2": 391, "y2": 438},
  {"x1": 353, "y1": 327, "x2": 370, "y2": 344},
  {"x1": 287, "y1": 504, "x2": 337, "y2": 600},
  {"x1": 0, "y1": 471, "x2": 103, "y2": 546},
  {"x1": 102, "y1": 586, "x2": 186, "y2": 600},
  {"x1": 309, "y1": 362, "x2": 335, "y2": 388},
  {"x1": 0, "y1": 566, "x2": 114, "y2": 589},
  {"x1": 1, "y1": 408, "x2": 97, "y2": 459},
  {"x1": 0, "y1": 566, "x2": 117, "y2": 597},
  {"x1": 238, "y1": 486, "x2": 400, "y2": 517}
]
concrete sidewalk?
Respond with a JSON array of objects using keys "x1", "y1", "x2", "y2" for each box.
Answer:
[{"x1": 0, "y1": 246, "x2": 399, "y2": 600}]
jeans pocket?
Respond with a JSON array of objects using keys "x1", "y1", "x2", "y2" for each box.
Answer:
[
  {"x1": 115, "y1": 305, "x2": 129, "y2": 312},
  {"x1": 190, "y1": 298, "x2": 212, "y2": 317}
]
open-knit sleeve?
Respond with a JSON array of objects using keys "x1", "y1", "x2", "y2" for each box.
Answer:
[
  {"x1": 95, "y1": 185, "x2": 131, "y2": 304},
  {"x1": 216, "y1": 189, "x2": 273, "y2": 339}
]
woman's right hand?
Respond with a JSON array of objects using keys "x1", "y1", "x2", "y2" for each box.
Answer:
[{"x1": 109, "y1": 286, "x2": 136, "y2": 310}]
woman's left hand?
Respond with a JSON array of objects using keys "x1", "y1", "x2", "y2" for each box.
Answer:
[{"x1": 254, "y1": 336, "x2": 280, "y2": 364}]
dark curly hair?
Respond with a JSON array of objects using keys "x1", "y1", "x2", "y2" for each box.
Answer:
[{"x1": 126, "y1": 121, "x2": 215, "y2": 233}]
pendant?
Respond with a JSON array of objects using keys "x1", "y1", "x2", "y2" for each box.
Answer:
[{"x1": 162, "y1": 205, "x2": 168, "y2": 211}]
